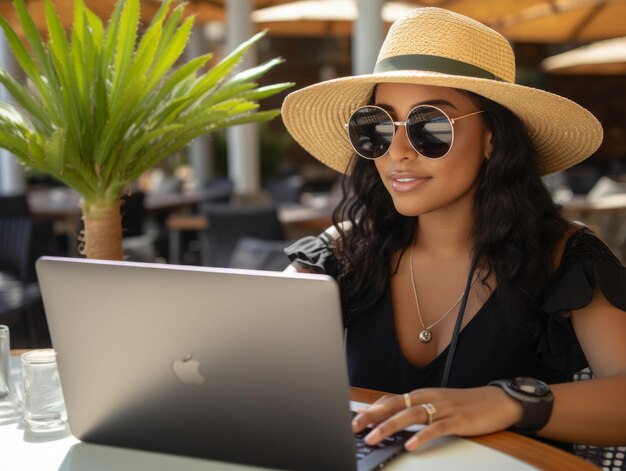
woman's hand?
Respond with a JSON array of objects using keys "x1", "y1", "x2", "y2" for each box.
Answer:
[{"x1": 352, "y1": 386, "x2": 524, "y2": 451}]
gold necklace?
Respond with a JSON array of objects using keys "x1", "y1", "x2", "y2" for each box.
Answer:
[{"x1": 409, "y1": 237, "x2": 472, "y2": 344}]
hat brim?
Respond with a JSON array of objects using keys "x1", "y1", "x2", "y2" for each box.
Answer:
[{"x1": 281, "y1": 71, "x2": 603, "y2": 175}]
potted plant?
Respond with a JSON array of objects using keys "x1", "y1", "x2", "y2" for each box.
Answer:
[{"x1": 0, "y1": 0, "x2": 293, "y2": 260}]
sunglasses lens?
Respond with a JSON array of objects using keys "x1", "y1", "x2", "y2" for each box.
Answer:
[
  {"x1": 348, "y1": 107, "x2": 394, "y2": 159},
  {"x1": 407, "y1": 106, "x2": 453, "y2": 158}
]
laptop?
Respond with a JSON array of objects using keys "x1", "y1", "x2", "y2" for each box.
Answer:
[{"x1": 36, "y1": 257, "x2": 412, "y2": 471}]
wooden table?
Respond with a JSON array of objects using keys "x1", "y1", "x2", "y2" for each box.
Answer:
[{"x1": 350, "y1": 387, "x2": 598, "y2": 471}]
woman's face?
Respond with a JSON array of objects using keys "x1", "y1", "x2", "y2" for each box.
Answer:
[{"x1": 372, "y1": 83, "x2": 492, "y2": 217}]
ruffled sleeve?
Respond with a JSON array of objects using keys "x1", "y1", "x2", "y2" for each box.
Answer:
[
  {"x1": 537, "y1": 228, "x2": 626, "y2": 373},
  {"x1": 283, "y1": 233, "x2": 340, "y2": 278}
]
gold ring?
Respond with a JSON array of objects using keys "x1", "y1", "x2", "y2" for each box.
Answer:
[
  {"x1": 420, "y1": 403, "x2": 437, "y2": 424},
  {"x1": 403, "y1": 393, "x2": 412, "y2": 409}
]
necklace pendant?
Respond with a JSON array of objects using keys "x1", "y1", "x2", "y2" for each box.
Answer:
[{"x1": 419, "y1": 329, "x2": 432, "y2": 343}]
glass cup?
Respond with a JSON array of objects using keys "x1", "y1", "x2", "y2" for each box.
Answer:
[
  {"x1": 0, "y1": 325, "x2": 10, "y2": 398},
  {"x1": 21, "y1": 349, "x2": 67, "y2": 431}
]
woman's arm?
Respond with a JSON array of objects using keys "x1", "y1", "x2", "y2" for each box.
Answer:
[{"x1": 539, "y1": 286, "x2": 626, "y2": 445}]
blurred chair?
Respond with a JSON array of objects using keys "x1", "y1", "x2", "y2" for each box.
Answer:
[
  {"x1": 228, "y1": 237, "x2": 291, "y2": 271},
  {"x1": 564, "y1": 165, "x2": 600, "y2": 195},
  {"x1": 573, "y1": 368, "x2": 626, "y2": 470},
  {"x1": 0, "y1": 192, "x2": 56, "y2": 279},
  {"x1": 120, "y1": 191, "x2": 158, "y2": 262},
  {"x1": 0, "y1": 194, "x2": 31, "y2": 217},
  {"x1": 201, "y1": 204, "x2": 286, "y2": 268},
  {"x1": 121, "y1": 191, "x2": 146, "y2": 238},
  {"x1": 198, "y1": 177, "x2": 234, "y2": 208},
  {"x1": 164, "y1": 178, "x2": 234, "y2": 265},
  {"x1": 148, "y1": 174, "x2": 184, "y2": 196},
  {"x1": 0, "y1": 217, "x2": 43, "y2": 346},
  {"x1": 264, "y1": 175, "x2": 304, "y2": 204}
]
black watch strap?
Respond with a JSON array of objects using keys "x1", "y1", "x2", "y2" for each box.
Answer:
[{"x1": 489, "y1": 377, "x2": 554, "y2": 433}]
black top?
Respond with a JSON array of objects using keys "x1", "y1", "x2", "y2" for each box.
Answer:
[
  {"x1": 286, "y1": 228, "x2": 626, "y2": 452},
  {"x1": 285, "y1": 228, "x2": 626, "y2": 391}
]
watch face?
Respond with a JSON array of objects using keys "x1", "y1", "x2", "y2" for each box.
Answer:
[{"x1": 509, "y1": 377, "x2": 550, "y2": 397}]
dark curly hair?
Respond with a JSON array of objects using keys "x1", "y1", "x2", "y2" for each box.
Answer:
[{"x1": 331, "y1": 91, "x2": 568, "y2": 335}]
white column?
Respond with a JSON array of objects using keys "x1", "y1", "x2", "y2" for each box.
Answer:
[
  {"x1": 0, "y1": 28, "x2": 25, "y2": 195},
  {"x1": 186, "y1": 24, "x2": 213, "y2": 189},
  {"x1": 353, "y1": 0, "x2": 384, "y2": 75},
  {"x1": 225, "y1": 0, "x2": 260, "y2": 197}
]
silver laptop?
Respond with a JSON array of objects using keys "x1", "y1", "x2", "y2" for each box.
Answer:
[{"x1": 36, "y1": 256, "x2": 410, "y2": 471}]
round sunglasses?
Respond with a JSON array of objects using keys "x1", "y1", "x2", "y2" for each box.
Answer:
[{"x1": 345, "y1": 105, "x2": 485, "y2": 160}]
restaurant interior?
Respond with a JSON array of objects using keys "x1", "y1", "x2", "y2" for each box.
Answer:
[{"x1": 0, "y1": 1, "x2": 625, "y2": 469}]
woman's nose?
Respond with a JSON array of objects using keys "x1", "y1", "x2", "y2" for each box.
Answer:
[{"x1": 387, "y1": 124, "x2": 418, "y2": 161}]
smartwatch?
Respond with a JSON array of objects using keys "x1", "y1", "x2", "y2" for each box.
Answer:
[{"x1": 488, "y1": 377, "x2": 554, "y2": 433}]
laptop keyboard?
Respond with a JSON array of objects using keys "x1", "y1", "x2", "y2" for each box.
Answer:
[{"x1": 354, "y1": 430, "x2": 406, "y2": 461}]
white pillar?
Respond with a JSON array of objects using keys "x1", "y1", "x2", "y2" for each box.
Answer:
[
  {"x1": 0, "y1": 28, "x2": 25, "y2": 195},
  {"x1": 186, "y1": 24, "x2": 213, "y2": 188},
  {"x1": 353, "y1": 0, "x2": 384, "y2": 75},
  {"x1": 225, "y1": 0, "x2": 260, "y2": 197}
]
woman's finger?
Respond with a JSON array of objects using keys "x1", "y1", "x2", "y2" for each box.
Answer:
[
  {"x1": 404, "y1": 417, "x2": 457, "y2": 451},
  {"x1": 364, "y1": 400, "x2": 453, "y2": 445},
  {"x1": 352, "y1": 394, "x2": 406, "y2": 432}
]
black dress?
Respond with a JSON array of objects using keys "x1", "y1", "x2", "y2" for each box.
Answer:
[{"x1": 286, "y1": 228, "x2": 626, "y2": 452}]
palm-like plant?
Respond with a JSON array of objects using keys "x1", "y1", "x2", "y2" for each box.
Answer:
[{"x1": 0, "y1": 0, "x2": 293, "y2": 260}]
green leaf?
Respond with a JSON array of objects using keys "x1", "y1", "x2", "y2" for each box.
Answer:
[
  {"x1": 11, "y1": 0, "x2": 50, "y2": 73},
  {"x1": 227, "y1": 57, "x2": 285, "y2": 86},
  {"x1": 0, "y1": 71, "x2": 50, "y2": 131},
  {"x1": 27, "y1": 134, "x2": 45, "y2": 164},
  {"x1": 238, "y1": 82, "x2": 295, "y2": 101},
  {"x1": 147, "y1": 16, "x2": 194, "y2": 90},
  {"x1": 45, "y1": 127, "x2": 67, "y2": 174},
  {"x1": 128, "y1": 15, "x2": 162, "y2": 80},
  {"x1": 110, "y1": 0, "x2": 140, "y2": 106},
  {"x1": 102, "y1": 0, "x2": 124, "y2": 74},
  {"x1": 154, "y1": 3, "x2": 185, "y2": 59},
  {"x1": 201, "y1": 82, "x2": 258, "y2": 107},
  {"x1": 184, "y1": 33, "x2": 266, "y2": 105},
  {"x1": 84, "y1": 5, "x2": 104, "y2": 49},
  {"x1": 130, "y1": 53, "x2": 211, "y2": 127},
  {"x1": 0, "y1": 130, "x2": 30, "y2": 159},
  {"x1": 0, "y1": 18, "x2": 45, "y2": 89}
]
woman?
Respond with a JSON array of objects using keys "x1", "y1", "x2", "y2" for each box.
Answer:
[{"x1": 280, "y1": 8, "x2": 626, "y2": 454}]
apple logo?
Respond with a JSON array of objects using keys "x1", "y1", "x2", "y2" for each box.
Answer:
[{"x1": 171, "y1": 353, "x2": 205, "y2": 385}]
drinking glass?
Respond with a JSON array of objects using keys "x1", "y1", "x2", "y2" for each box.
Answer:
[
  {"x1": 21, "y1": 349, "x2": 67, "y2": 431},
  {"x1": 0, "y1": 325, "x2": 10, "y2": 398}
]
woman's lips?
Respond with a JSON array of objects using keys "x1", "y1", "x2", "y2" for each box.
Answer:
[{"x1": 390, "y1": 175, "x2": 432, "y2": 193}]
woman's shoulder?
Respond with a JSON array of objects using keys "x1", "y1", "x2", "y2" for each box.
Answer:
[
  {"x1": 559, "y1": 225, "x2": 623, "y2": 267},
  {"x1": 536, "y1": 224, "x2": 626, "y2": 373},
  {"x1": 547, "y1": 224, "x2": 624, "y2": 307}
]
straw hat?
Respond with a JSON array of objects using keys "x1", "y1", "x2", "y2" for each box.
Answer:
[{"x1": 281, "y1": 7, "x2": 603, "y2": 175}]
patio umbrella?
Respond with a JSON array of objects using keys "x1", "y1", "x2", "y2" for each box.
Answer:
[
  {"x1": 251, "y1": 0, "x2": 417, "y2": 36},
  {"x1": 542, "y1": 36, "x2": 626, "y2": 74},
  {"x1": 485, "y1": 0, "x2": 626, "y2": 43},
  {"x1": 251, "y1": 0, "x2": 626, "y2": 41}
]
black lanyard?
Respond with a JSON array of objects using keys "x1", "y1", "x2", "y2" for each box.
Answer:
[{"x1": 440, "y1": 257, "x2": 479, "y2": 388}]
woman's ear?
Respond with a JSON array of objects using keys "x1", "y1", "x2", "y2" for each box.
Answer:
[{"x1": 484, "y1": 129, "x2": 494, "y2": 160}]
